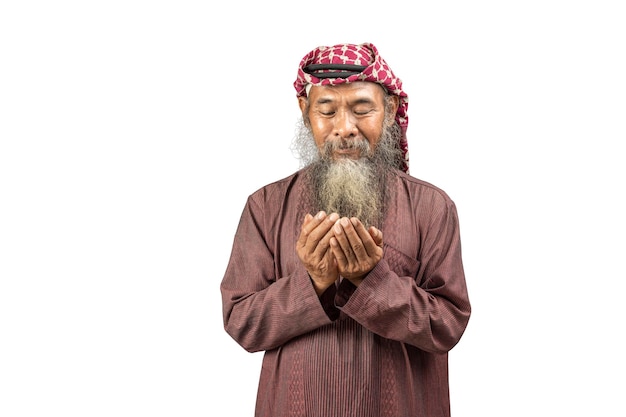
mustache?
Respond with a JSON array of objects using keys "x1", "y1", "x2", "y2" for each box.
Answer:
[{"x1": 322, "y1": 138, "x2": 371, "y2": 158}]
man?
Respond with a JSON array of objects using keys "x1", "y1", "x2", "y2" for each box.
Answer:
[{"x1": 220, "y1": 42, "x2": 471, "y2": 417}]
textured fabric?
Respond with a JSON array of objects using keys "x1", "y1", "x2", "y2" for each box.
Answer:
[
  {"x1": 294, "y1": 43, "x2": 410, "y2": 173},
  {"x1": 221, "y1": 168, "x2": 471, "y2": 417}
]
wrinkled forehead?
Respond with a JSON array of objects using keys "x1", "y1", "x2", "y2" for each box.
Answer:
[{"x1": 305, "y1": 81, "x2": 387, "y2": 99}]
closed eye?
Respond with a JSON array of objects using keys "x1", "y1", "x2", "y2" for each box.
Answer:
[{"x1": 353, "y1": 106, "x2": 375, "y2": 116}]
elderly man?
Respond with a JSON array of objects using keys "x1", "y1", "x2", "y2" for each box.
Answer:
[{"x1": 220, "y1": 43, "x2": 471, "y2": 417}]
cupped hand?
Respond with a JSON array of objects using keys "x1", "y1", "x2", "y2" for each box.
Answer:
[
  {"x1": 296, "y1": 211, "x2": 340, "y2": 295},
  {"x1": 329, "y1": 217, "x2": 384, "y2": 286}
]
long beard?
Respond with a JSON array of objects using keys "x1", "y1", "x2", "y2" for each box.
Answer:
[
  {"x1": 292, "y1": 122, "x2": 403, "y2": 228},
  {"x1": 308, "y1": 156, "x2": 384, "y2": 228}
]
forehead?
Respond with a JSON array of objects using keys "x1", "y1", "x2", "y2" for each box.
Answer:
[{"x1": 308, "y1": 81, "x2": 386, "y2": 103}]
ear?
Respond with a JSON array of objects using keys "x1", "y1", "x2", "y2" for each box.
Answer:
[
  {"x1": 298, "y1": 96, "x2": 310, "y2": 127},
  {"x1": 385, "y1": 95, "x2": 400, "y2": 126},
  {"x1": 298, "y1": 96, "x2": 308, "y2": 114}
]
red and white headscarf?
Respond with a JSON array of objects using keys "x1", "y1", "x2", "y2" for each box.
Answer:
[{"x1": 294, "y1": 42, "x2": 410, "y2": 173}]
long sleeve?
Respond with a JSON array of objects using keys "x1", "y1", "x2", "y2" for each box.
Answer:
[
  {"x1": 220, "y1": 176, "x2": 332, "y2": 352},
  {"x1": 338, "y1": 178, "x2": 471, "y2": 353}
]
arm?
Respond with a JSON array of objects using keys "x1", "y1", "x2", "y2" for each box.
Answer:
[
  {"x1": 337, "y1": 200, "x2": 471, "y2": 353},
  {"x1": 220, "y1": 196, "x2": 333, "y2": 353}
]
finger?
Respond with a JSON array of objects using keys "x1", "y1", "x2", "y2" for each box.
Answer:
[
  {"x1": 297, "y1": 211, "x2": 327, "y2": 248},
  {"x1": 339, "y1": 217, "x2": 370, "y2": 261},
  {"x1": 329, "y1": 220, "x2": 348, "y2": 269},
  {"x1": 314, "y1": 225, "x2": 338, "y2": 259},
  {"x1": 303, "y1": 212, "x2": 340, "y2": 258},
  {"x1": 332, "y1": 218, "x2": 355, "y2": 264},
  {"x1": 368, "y1": 226, "x2": 384, "y2": 247},
  {"x1": 350, "y1": 218, "x2": 382, "y2": 257},
  {"x1": 329, "y1": 235, "x2": 347, "y2": 266}
]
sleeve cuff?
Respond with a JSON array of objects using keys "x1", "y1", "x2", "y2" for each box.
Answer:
[
  {"x1": 335, "y1": 278, "x2": 357, "y2": 308},
  {"x1": 319, "y1": 284, "x2": 340, "y2": 321}
]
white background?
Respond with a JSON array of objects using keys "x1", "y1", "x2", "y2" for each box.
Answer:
[{"x1": 1, "y1": 1, "x2": 625, "y2": 416}]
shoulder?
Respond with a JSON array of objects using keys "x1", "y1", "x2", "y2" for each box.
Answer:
[
  {"x1": 391, "y1": 169, "x2": 456, "y2": 207},
  {"x1": 247, "y1": 170, "x2": 305, "y2": 206}
]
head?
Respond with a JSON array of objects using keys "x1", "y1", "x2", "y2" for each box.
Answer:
[
  {"x1": 293, "y1": 42, "x2": 410, "y2": 172},
  {"x1": 291, "y1": 43, "x2": 409, "y2": 227}
]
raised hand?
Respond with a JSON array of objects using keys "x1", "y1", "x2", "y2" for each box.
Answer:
[
  {"x1": 296, "y1": 211, "x2": 340, "y2": 295},
  {"x1": 330, "y1": 217, "x2": 384, "y2": 287}
]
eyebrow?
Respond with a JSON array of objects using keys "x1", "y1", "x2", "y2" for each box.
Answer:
[{"x1": 314, "y1": 96, "x2": 376, "y2": 105}]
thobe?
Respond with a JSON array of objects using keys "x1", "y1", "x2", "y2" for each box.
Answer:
[{"x1": 221, "y1": 168, "x2": 471, "y2": 417}]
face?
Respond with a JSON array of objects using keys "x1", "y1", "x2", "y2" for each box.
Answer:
[{"x1": 298, "y1": 82, "x2": 398, "y2": 160}]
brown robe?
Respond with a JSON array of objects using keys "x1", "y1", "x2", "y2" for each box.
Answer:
[{"x1": 221, "y1": 168, "x2": 471, "y2": 417}]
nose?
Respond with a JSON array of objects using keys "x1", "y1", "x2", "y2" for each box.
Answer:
[{"x1": 333, "y1": 110, "x2": 357, "y2": 139}]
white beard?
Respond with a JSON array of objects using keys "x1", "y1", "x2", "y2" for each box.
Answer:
[
  {"x1": 313, "y1": 156, "x2": 383, "y2": 227},
  {"x1": 292, "y1": 119, "x2": 403, "y2": 228}
]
